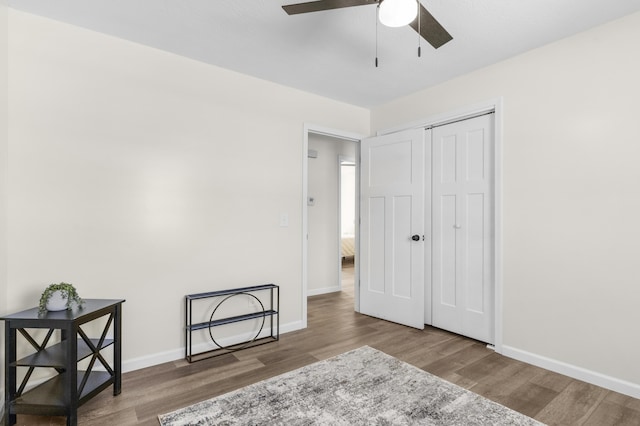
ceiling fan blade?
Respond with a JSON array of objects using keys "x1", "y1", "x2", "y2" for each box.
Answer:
[
  {"x1": 282, "y1": 0, "x2": 376, "y2": 15},
  {"x1": 409, "y1": 3, "x2": 452, "y2": 49}
]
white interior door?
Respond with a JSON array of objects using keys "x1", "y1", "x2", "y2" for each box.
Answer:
[
  {"x1": 360, "y1": 129, "x2": 425, "y2": 329},
  {"x1": 431, "y1": 114, "x2": 495, "y2": 343}
]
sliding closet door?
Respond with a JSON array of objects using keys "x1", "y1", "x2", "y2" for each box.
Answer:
[{"x1": 431, "y1": 114, "x2": 495, "y2": 344}]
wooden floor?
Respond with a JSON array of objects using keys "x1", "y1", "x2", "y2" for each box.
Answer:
[{"x1": 9, "y1": 263, "x2": 640, "y2": 425}]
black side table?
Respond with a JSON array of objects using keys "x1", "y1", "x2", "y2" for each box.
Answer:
[{"x1": 2, "y1": 299, "x2": 125, "y2": 426}]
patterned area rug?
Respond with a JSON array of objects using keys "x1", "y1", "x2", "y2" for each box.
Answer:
[{"x1": 159, "y1": 346, "x2": 544, "y2": 425}]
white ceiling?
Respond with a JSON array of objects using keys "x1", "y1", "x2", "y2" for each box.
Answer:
[{"x1": 8, "y1": 0, "x2": 640, "y2": 107}]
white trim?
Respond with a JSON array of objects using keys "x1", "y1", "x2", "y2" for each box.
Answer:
[
  {"x1": 423, "y1": 128, "x2": 433, "y2": 325},
  {"x1": 122, "y1": 319, "x2": 304, "y2": 373},
  {"x1": 493, "y1": 98, "x2": 505, "y2": 353},
  {"x1": 0, "y1": 320, "x2": 304, "y2": 398},
  {"x1": 372, "y1": 98, "x2": 504, "y2": 353},
  {"x1": 377, "y1": 99, "x2": 502, "y2": 136},
  {"x1": 305, "y1": 124, "x2": 363, "y2": 142},
  {"x1": 308, "y1": 286, "x2": 341, "y2": 296},
  {"x1": 302, "y1": 126, "x2": 309, "y2": 330},
  {"x1": 302, "y1": 123, "x2": 364, "y2": 329},
  {"x1": 354, "y1": 142, "x2": 361, "y2": 312},
  {"x1": 503, "y1": 345, "x2": 640, "y2": 399}
]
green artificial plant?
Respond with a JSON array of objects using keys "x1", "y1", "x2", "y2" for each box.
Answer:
[{"x1": 38, "y1": 282, "x2": 85, "y2": 314}]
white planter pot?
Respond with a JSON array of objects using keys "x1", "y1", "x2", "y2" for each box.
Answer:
[{"x1": 46, "y1": 290, "x2": 68, "y2": 311}]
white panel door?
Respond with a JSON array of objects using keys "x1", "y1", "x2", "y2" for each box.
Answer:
[
  {"x1": 432, "y1": 114, "x2": 495, "y2": 343},
  {"x1": 360, "y1": 129, "x2": 425, "y2": 329}
]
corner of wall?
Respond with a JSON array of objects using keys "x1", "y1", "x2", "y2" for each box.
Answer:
[{"x1": 0, "y1": 0, "x2": 9, "y2": 411}]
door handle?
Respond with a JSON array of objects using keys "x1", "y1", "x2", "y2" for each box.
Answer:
[{"x1": 411, "y1": 235, "x2": 420, "y2": 241}]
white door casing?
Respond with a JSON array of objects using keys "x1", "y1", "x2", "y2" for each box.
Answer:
[
  {"x1": 423, "y1": 129, "x2": 433, "y2": 325},
  {"x1": 360, "y1": 129, "x2": 425, "y2": 329},
  {"x1": 431, "y1": 114, "x2": 495, "y2": 343}
]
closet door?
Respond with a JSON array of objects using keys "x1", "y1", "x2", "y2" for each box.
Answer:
[
  {"x1": 360, "y1": 128, "x2": 425, "y2": 329},
  {"x1": 431, "y1": 114, "x2": 495, "y2": 343}
]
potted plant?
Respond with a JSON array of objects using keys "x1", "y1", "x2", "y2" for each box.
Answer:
[{"x1": 39, "y1": 282, "x2": 85, "y2": 314}]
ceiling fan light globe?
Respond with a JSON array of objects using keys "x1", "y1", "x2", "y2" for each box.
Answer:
[{"x1": 379, "y1": 0, "x2": 418, "y2": 28}]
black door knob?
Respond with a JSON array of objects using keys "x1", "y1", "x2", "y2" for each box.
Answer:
[{"x1": 411, "y1": 235, "x2": 420, "y2": 241}]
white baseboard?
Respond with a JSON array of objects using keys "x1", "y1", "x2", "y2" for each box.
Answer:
[
  {"x1": 122, "y1": 319, "x2": 304, "y2": 373},
  {"x1": 2, "y1": 320, "x2": 305, "y2": 401},
  {"x1": 502, "y1": 345, "x2": 640, "y2": 399},
  {"x1": 307, "y1": 286, "x2": 341, "y2": 296}
]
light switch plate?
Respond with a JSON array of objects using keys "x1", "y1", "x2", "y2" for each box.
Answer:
[{"x1": 279, "y1": 212, "x2": 289, "y2": 227}]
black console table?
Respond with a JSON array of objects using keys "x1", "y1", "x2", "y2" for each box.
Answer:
[
  {"x1": 185, "y1": 284, "x2": 279, "y2": 362},
  {"x1": 1, "y1": 299, "x2": 125, "y2": 426}
]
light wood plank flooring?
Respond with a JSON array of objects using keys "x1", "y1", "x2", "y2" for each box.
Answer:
[{"x1": 8, "y1": 264, "x2": 640, "y2": 425}]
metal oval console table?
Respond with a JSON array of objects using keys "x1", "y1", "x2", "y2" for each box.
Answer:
[{"x1": 185, "y1": 284, "x2": 279, "y2": 363}]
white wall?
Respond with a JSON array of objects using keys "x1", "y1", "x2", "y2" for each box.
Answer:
[
  {"x1": 7, "y1": 3, "x2": 640, "y2": 401},
  {"x1": 5, "y1": 10, "x2": 369, "y2": 367},
  {"x1": 307, "y1": 134, "x2": 356, "y2": 295},
  {"x1": 0, "y1": 0, "x2": 8, "y2": 410},
  {"x1": 371, "y1": 12, "x2": 640, "y2": 393},
  {"x1": 340, "y1": 164, "x2": 356, "y2": 237}
]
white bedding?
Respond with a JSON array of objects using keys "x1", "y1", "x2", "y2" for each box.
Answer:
[{"x1": 341, "y1": 237, "x2": 355, "y2": 257}]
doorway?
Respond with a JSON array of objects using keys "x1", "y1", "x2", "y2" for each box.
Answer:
[
  {"x1": 307, "y1": 133, "x2": 356, "y2": 296},
  {"x1": 302, "y1": 124, "x2": 363, "y2": 329}
]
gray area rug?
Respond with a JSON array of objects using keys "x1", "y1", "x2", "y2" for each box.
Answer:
[{"x1": 159, "y1": 346, "x2": 544, "y2": 425}]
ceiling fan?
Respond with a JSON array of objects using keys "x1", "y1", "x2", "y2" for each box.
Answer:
[{"x1": 281, "y1": 0, "x2": 453, "y2": 50}]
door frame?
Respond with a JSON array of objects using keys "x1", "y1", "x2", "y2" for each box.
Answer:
[
  {"x1": 302, "y1": 124, "x2": 363, "y2": 329},
  {"x1": 377, "y1": 98, "x2": 504, "y2": 353}
]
